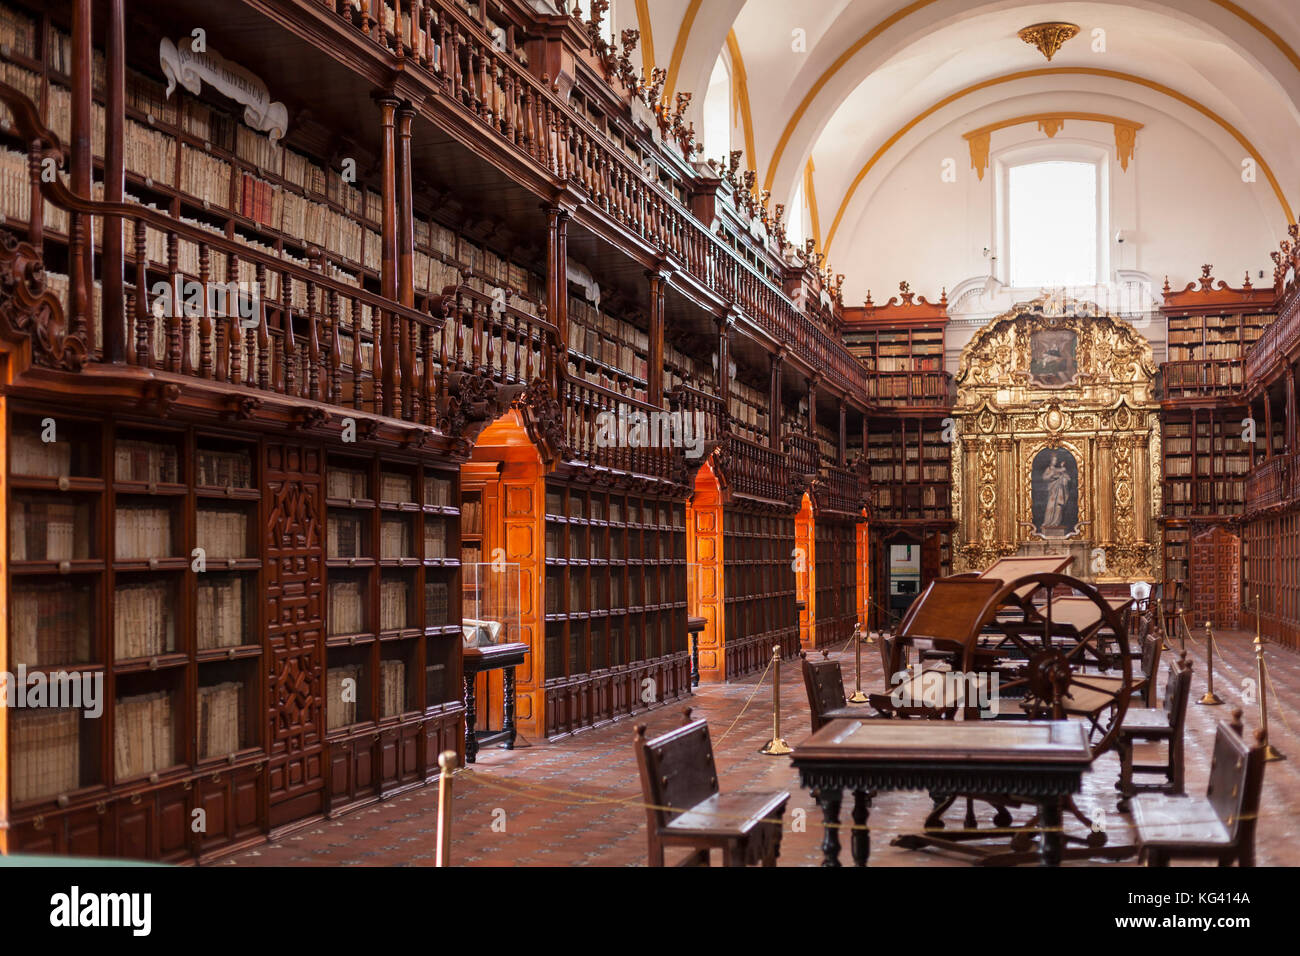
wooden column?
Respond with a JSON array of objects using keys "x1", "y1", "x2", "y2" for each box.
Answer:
[
  {"x1": 70, "y1": 0, "x2": 94, "y2": 331},
  {"x1": 768, "y1": 350, "x2": 783, "y2": 448},
  {"x1": 101, "y1": 0, "x2": 126, "y2": 362},
  {"x1": 396, "y1": 104, "x2": 416, "y2": 307},
  {"x1": 1265, "y1": 391, "x2": 1274, "y2": 459},
  {"x1": 1286, "y1": 365, "x2": 1297, "y2": 454},
  {"x1": 377, "y1": 94, "x2": 400, "y2": 415},
  {"x1": 646, "y1": 270, "x2": 666, "y2": 406},
  {"x1": 807, "y1": 377, "x2": 818, "y2": 437},
  {"x1": 545, "y1": 205, "x2": 569, "y2": 391},
  {"x1": 838, "y1": 400, "x2": 847, "y2": 466},
  {"x1": 716, "y1": 315, "x2": 731, "y2": 417}
]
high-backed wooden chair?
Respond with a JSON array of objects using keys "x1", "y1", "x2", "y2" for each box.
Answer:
[
  {"x1": 633, "y1": 710, "x2": 789, "y2": 866},
  {"x1": 1133, "y1": 720, "x2": 1267, "y2": 867},
  {"x1": 800, "y1": 651, "x2": 860, "y2": 732},
  {"x1": 1115, "y1": 653, "x2": 1193, "y2": 811}
]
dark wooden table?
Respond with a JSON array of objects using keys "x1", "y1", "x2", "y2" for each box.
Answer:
[
  {"x1": 462, "y1": 642, "x2": 529, "y2": 763},
  {"x1": 790, "y1": 718, "x2": 1093, "y2": 867}
]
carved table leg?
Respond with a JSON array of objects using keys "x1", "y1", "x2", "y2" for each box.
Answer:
[
  {"x1": 1039, "y1": 798, "x2": 1064, "y2": 867},
  {"x1": 501, "y1": 664, "x2": 517, "y2": 750},
  {"x1": 817, "y1": 787, "x2": 843, "y2": 867},
  {"x1": 463, "y1": 671, "x2": 479, "y2": 764},
  {"x1": 851, "y1": 789, "x2": 871, "y2": 867}
]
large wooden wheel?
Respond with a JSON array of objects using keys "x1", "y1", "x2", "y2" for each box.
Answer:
[{"x1": 970, "y1": 572, "x2": 1132, "y2": 758}]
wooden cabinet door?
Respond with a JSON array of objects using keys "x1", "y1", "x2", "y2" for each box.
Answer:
[{"x1": 1191, "y1": 526, "x2": 1240, "y2": 629}]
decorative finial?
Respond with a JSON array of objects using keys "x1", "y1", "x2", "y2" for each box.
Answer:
[{"x1": 1018, "y1": 22, "x2": 1080, "y2": 61}]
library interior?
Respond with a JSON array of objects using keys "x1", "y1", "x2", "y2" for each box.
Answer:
[{"x1": 0, "y1": 0, "x2": 1298, "y2": 868}]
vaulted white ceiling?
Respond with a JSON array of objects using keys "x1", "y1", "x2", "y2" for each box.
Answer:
[{"x1": 618, "y1": 0, "x2": 1300, "y2": 301}]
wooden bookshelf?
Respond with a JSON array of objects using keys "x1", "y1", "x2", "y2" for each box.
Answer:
[
  {"x1": 542, "y1": 480, "x2": 690, "y2": 735},
  {"x1": 866, "y1": 417, "x2": 953, "y2": 522},
  {"x1": 721, "y1": 507, "x2": 799, "y2": 678},
  {"x1": 323, "y1": 454, "x2": 462, "y2": 811},
  {"x1": 813, "y1": 518, "x2": 858, "y2": 647}
]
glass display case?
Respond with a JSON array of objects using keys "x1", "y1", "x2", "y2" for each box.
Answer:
[{"x1": 460, "y1": 561, "x2": 527, "y2": 763}]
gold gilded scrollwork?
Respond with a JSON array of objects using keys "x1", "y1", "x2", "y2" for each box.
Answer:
[{"x1": 952, "y1": 297, "x2": 1160, "y2": 582}]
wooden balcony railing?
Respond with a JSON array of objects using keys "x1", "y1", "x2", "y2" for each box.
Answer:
[
  {"x1": 783, "y1": 432, "x2": 819, "y2": 482},
  {"x1": 720, "y1": 431, "x2": 791, "y2": 505},
  {"x1": 815, "y1": 461, "x2": 867, "y2": 518},
  {"x1": 1161, "y1": 360, "x2": 1244, "y2": 399},
  {"x1": 667, "y1": 383, "x2": 726, "y2": 451},
  {"x1": 1245, "y1": 455, "x2": 1288, "y2": 513},
  {"x1": 560, "y1": 376, "x2": 676, "y2": 482},
  {"x1": 312, "y1": 0, "x2": 873, "y2": 402},
  {"x1": 1245, "y1": 291, "x2": 1300, "y2": 385}
]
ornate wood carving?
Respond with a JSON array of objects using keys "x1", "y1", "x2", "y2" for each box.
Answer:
[
  {"x1": 0, "y1": 229, "x2": 88, "y2": 370},
  {"x1": 263, "y1": 442, "x2": 326, "y2": 826},
  {"x1": 437, "y1": 368, "x2": 525, "y2": 455},
  {"x1": 516, "y1": 377, "x2": 567, "y2": 463}
]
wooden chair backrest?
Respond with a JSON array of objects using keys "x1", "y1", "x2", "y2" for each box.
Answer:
[
  {"x1": 1206, "y1": 721, "x2": 1265, "y2": 847},
  {"x1": 1163, "y1": 659, "x2": 1193, "y2": 737},
  {"x1": 634, "y1": 716, "x2": 719, "y2": 831},
  {"x1": 1140, "y1": 628, "x2": 1164, "y2": 680},
  {"x1": 896, "y1": 578, "x2": 1006, "y2": 655},
  {"x1": 801, "y1": 652, "x2": 847, "y2": 732}
]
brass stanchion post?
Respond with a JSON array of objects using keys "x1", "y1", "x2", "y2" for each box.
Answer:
[
  {"x1": 435, "y1": 749, "x2": 458, "y2": 866},
  {"x1": 849, "y1": 623, "x2": 869, "y2": 703},
  {"x1": 1198, "y1": 621, "x2": 1223, "y2": 705},
  {"x1": 1254, "y1": 596, "x2": 1286, "y2": 761},
  {"x1": 760, "y1": 645, "x2": 792, "y2": 755}
]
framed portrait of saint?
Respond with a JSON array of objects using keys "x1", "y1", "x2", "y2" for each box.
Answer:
[
  {"x1": 1029, "y1": 329, "x2": 1078, "y2": 388},
  {"x1": 1032, "y1": 448, "x2": 1079, "y2": 538}
]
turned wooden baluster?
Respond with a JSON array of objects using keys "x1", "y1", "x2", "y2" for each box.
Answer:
[
  {"x1": 198, "y1": 242, "x2": 213, "y2": 379},
  {"x1": 479, "y1": 45, "x2": 492, "y2": 122},
  {"x1": 350, "y1": 298, "x2": 363, "y2": 409},
  {"x1": 524, "y1": 86, "x2": 536, "y2": 158},
  {"x1": 504, "y1": 69, "x2": 517, "y2": 143},
  {"x1": 510, "y1": 311, "x2": 522, "y2": 383},
  {"x1": 421, "y1": 321, "x2": 434, "y2": 425},
  {"x1": 453, "y1": 286, "x2": 466, "y2": 375},
  {"x1": 328, "y1": 290, "x2": 342, "y2": 405},
  {"x1": 132, "y1": 220, "x2": 151, "y2": 367},
  {"x1": 225, "y1": 252, "x2": 241, "y2": 385},
  {"x1": 161, "y1": 231, "x2": 179, "y2": 371},
  {"x1": 402, "y1": 308, "x2": 417, "y2": 420},
  {"x1": 306, "y1": 278, "x2": 321, "y2": 401},
  {"x1": 281, "y1": 273, "x2": 296, "y2": 396},
  {"x1": 255, "y1": 262, "x2": 269, "y2": 390}
]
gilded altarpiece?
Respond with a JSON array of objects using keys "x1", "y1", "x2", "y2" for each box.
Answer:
[{"x1": 952, "y1": 299, "x2": 1162, "y2": 583}]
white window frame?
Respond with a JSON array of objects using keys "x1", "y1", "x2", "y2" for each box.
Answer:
[{"x1": 993, "y1": 142, "x2": 1110, "y2": 293}]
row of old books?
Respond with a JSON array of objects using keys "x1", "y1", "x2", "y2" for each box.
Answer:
[
  {"x1": 197, "y1": 508, "x2": 249, "y2": 558},
  {"x1": 380, "y1": 579, "x2": 412, "y2": 631},
  {"x1": 9, "y1": 430, "x2": 74, "y2": 477},
  {"x1": 114, "y1": 580, "x2": 176, "y2": 659},
  {"x1": 115, "y1": 505, "x2": 173, "y2": 560},
  {"x1": 197, "y1": 681, "x2": 245, "y2": 759},
  {"x1": 197, "y1": 576, "x2": 247, "y2": 649},
  {"x1": 424, "y1": 523, "x2": 448, "y2": 558},
  {"x1": 380, "y1": 659, "x2": 407, "y2": 718},
  {"x1": 328, "y1": 467, "x2": 369, "y2": 500},
  {"x1": 180, "y1": 144, "x2": 232, "y2": 207},
  {"x1": 115, "y1": 439, "x2": 179, "y2": 483},
  {"x1": 461, "y1": 497, "x2": 483, "y2": 535},
  {"x1": 12, "y1": 709, "x2": 80, "y2": 803},
  {"x1": 11, "y1": 581, "x2": 91, "y2": 667},
  {"x1": 330, "y1": 579, "x2": 366, "y2": 635},
  {"x1": 328, "y1": 514, "x2": 367, "y2": 560},
  {"x1": 380, "y1": 472, "x2": 414, "y2": 503},
  {"x1": 380, "y1": 517, "x2": 414, "y2": 559},
  {"x1": 114, "y1": 691, "x2": 176, "y2": 779},
  {"x1": 0, "y1": 3, "x2": 36, "y2": 58},
  {"x1": 197, "y1": 448, "x2": 253, "y2": 488},
  {"x1": 327, "y1": 664, "x2": 360, "y2": 730},
  {"x1": 426, "y1": 580, "x2": 451, "y2": 627},
  {"x1": 11, "y1": 497, "x2": 89, "y2": 561},
  {"x1": 425, "y1": 475, "x2": 454, "y2": 507}
]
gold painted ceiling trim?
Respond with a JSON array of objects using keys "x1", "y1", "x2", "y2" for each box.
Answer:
[
  {"x1": 822, "y1": 66, "x2": 1295, "y2": 255},
  {"x1": 726, "y1": 30, "x2": 758, "y2": 181},
  {"x1": 634, "y1": 0, "x2": 656, "y2": 72},
  {"x1": 804, "y1": 158, "x2": 823, "y2": 250},
  {"x1": 665, "y1": 0, "x2": 705, "y2": 98},
  {"x1": 963, "y1": 113, "x2": 1146, "y2": 179},
  {"x1": 763, "y1": 0, "x2": 1300, "y2": 195}
]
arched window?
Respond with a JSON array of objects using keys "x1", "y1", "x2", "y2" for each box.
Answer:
[
  {"x1": 702, "y1": 54, "x2": 732, "y2": 163},
  {"x1": 1004, "y1": 160, "x2": 1101, "y2": 288}
]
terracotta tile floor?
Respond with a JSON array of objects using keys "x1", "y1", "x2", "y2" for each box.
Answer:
[{"x1": 224, "y1": 629, "x2": 1300, "y2": 866}]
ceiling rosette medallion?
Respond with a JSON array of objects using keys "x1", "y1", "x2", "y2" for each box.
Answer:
[{"x1": 1018, "y1": 22, "x2": 1080, "y2": 61}]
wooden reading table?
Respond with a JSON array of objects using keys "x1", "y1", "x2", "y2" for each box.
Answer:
[{"x1": 790, "y1": 718, "x2": 1093, "y2": 867}]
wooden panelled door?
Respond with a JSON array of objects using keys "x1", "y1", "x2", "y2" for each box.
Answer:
[
  {"x1": 1191, "y1": 525, "x2": 1240, "y2": 630},
  {"x1": 264, "y1": 442, "x2": 326, "y2": 828},
  {"x1": 921, "y1": 533, "x2": 943, "y2": 587}
]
